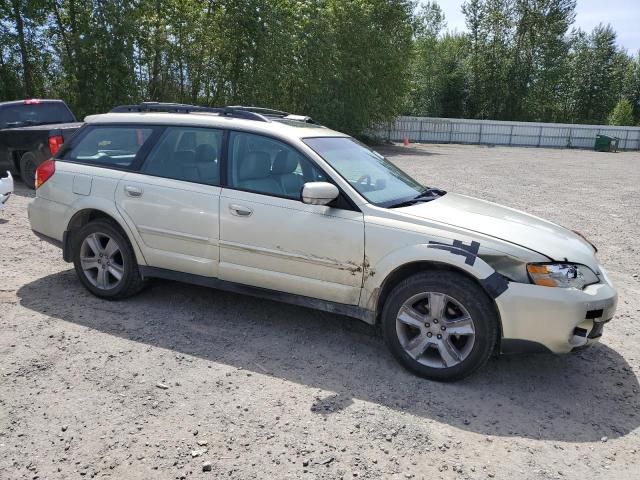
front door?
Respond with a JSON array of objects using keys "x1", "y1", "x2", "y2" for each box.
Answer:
[{"x1": 219, "y1": 131, "x2": 365, "y2": 305}]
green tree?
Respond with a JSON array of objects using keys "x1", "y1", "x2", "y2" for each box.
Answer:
[
  {"x1": 608, "y1": 98, "x2": 635, "y2": 125},
  {"x1": 509, "y1": 0, "x2": 576, "y2": 122},
  {"x1": 621, "y1": 52, "x2": 640, "y2": 123},
  {"x1": 566, "y1": 25, "x2": 627, "y2": 124},
  {"x1": 1, "y1": 0, "x2": 638, "y2": 132}
]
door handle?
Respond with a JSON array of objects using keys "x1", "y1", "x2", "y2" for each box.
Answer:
[
  {"x1": 229, "y1": 204, "x2": 253, "y2": 217},
  {"x1": 124, "y1": 185, "x2": 143, "y2": 197}
]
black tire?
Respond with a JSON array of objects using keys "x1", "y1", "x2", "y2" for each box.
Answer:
[
  {"x1": 19, "y1": 152, "x2": 38, "y2": 189},
  {"x1": 72, "y1": 219, "x2": 146, "y2": 300},
  {"x1": 381, "y1": 270, "x2": 498, "y2": 382}
]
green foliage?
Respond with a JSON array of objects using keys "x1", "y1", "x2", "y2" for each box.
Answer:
[
  {"x1": 410, "y1": 0, "x2": 639, "y2": 125},
  {"x1": 608, "y1": 98, "x2": 636, "y2": 126},
  {"x1": 0, "y1": 0, "x2": 414, "y2": 135},
  {"x1": 1, "y1": 0, "x2": 639, "y2": 131},
  {"x1": 565, "y1": 24, "x2": 628, "y2": 124}
]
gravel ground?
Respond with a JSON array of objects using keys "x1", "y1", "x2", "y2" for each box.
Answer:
[{"x1": 1, "y1": 143, "x2": 639, "y2": 480}]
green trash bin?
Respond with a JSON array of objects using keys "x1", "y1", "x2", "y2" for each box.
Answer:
[
  {"x1": 594, "y1": 134, "x2": 619, "y2": 152},
  {"x1": 594, "y1": 135, "x2": 611, "y2": 151}
]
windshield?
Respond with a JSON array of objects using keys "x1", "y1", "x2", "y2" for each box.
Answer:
[
  {"x1": 0, "y1": 102, "x2": 75, "y2": 129},
  {"x1": 303, "y1": 137, "x2": 433, "y2": 206}
]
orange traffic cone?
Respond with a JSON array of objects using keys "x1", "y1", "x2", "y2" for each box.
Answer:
[{"x1": 403, "y1": 136, "x2": 410, "y2": 146}]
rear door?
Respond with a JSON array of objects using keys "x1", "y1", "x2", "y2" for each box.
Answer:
[{"x1": 115, "y1": 126, "x2": 223, "y2": 277}]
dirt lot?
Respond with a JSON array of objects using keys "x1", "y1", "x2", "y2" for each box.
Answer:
[{"x1": 1, "y1": 143, "x2": 639, "y2": 480}]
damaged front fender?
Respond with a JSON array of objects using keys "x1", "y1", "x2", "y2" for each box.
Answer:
[{"x1": 359, "y1": 240, "x2": 515, "y2": 316}]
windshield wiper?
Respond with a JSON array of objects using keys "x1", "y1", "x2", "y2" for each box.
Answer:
[
  {"x1": 388, "y1": 198, "x2": 434, "y2": 208},
  {"x1": 415, "y1": 187, "x2": 446, "y2": 199},
  {"x1": 387, "y1": 200, "x2": 418, "y2": 208},
  {"x1": 387, "y1": 187, "x2": 446, "y2": 209}
]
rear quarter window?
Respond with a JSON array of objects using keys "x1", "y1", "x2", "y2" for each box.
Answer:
[{"x1": 63, "y1": 126, "x2": 155, "y2": 168}]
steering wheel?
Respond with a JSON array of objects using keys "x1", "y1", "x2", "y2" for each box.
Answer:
[{"x1": 356, "y1": 174, "x2": 371, "y2": 186}]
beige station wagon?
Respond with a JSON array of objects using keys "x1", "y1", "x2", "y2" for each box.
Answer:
[{"x1": 28, "y1": 103, "x2": 618, "y2": 381}]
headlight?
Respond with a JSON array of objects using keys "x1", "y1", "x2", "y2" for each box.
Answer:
[{"x1": 527, "y1": 263, "x2": 599, "y2": 289}]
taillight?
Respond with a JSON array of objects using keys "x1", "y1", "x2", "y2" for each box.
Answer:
[
  {"x1": 35, "y1": 159, "x2": 55, "y2": 189},
  {"x1": 24, "y1": 98, "x2": 41, "y2": 105},
  {"x1": 48, "y1": 134, "x2": 64, "y2": 155}
]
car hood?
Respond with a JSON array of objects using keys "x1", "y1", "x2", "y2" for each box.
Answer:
[{"x1": 396, "y1": 193, "x2": 599, "y2": 269}]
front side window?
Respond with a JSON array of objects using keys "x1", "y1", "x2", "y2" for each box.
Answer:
[
  {"x1": 228, "y1": 131, "x2": 327, "y2": 199},
  {"x1": 303, "y1": 137, "x2": 428, "y2": 206},
  {"x1": 142, "y1": 127, "x2": 222, "y2": 185},
  {"x1": 64, "y1": 126, "x2": 154, "y2": 168}
]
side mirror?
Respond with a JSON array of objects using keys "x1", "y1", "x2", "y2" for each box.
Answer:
[{"x1": 301, "y1": 182, "x2": 339, "y2": 206}]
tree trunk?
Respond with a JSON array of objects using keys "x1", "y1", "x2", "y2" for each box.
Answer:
[{"x1": 11, "y1": 0, "x2": 34, "y2": 96}]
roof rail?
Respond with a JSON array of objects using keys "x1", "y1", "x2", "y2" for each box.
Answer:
[
  {"x1": 228, "y1": 106, "x2": 318, "y2": 124},
  {"x1": 110, "y1": 102, "x2": 318, "y2": 124},
  {"x1": 226, "y1": 105, "x2": 290, "y2": 117},
  {"x1": 110, "y1": 102, "x2": 270, "y2": 122}
]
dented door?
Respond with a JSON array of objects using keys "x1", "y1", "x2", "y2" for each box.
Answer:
[{"x1": 219, "y1": 188, "x2": 365, "y2": 305}]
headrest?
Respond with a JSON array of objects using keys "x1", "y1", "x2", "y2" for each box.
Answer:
[
  {"x1": 177, "y1": 131, "x2": 196, "y2": 150},
  {"x1": 195, "y1": 143, "x2": 217, "y2": 164},
  {"x1": 239, "y1": 152, "x2": 271, "y2": 180},
  {"x1": 271, "y1": 151, "x2": 299, "y2": 175}
]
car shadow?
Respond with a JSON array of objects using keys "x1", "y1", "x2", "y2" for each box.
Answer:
[
  {"x1": 11, "y1": 180, "x2": 35, "y2": 198},
  {"x1": 17, "y1": 270, "x2": 639, "y2": 443}
]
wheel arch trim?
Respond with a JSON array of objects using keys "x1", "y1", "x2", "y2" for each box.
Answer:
[
  {"x1": 63, "y1": 202, "x2": 147, "y2": 266},
  {"x1": 361, "y1": 244, "x2": 506, "y2": 338}
]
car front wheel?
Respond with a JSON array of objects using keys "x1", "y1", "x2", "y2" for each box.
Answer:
[
  {"x1": 72, "y1": 220, "x2": 145, "y2": 300},
  {"x1": 381, "y1": 270, "x2": 498, "y2": 382}
]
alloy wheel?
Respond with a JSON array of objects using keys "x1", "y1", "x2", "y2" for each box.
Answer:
[
  {"x1": 79, "y1": 232, "x2": 125, "y2": 290},
  {"x1": 395, "y1": 291, "x2": 476, "y2": 368}
]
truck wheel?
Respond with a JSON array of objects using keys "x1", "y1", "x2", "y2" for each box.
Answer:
[
  {"x1": 72, "y1": 220, "x2": 146, "y2": 300},
  {"x1": 381, "y1": 271, "x2": 498, "y2": 382},
  {"x1": 19, "y1": 152, "x2": 38, "y2": 189}
]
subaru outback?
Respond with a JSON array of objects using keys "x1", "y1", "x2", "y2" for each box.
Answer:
[{"x1": 28, "y1": 103, "x2": 618, "y2": 381}]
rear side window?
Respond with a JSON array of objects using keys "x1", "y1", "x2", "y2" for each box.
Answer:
[
  {"x1": 142, "y1": 127, "x2": 222, "y2": 185},
  {"x1": 0, "y1": 102, "x2": 75, "y2": 128},
  {"x1": 64, "y1": 126, "x2": 154, "y2": 168}
]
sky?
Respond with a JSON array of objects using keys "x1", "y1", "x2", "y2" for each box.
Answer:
[{"x1": 439, "y1": 0, "x2": 640, "y2": 54}]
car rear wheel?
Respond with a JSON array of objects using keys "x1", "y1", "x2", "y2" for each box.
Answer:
[
  {"x1": 381, "y1": 270, "x2": 498, "y2": 382},
  {"x1": 72, "y1": 220, "x2": 145, "y2": 300},
  {"x1": 19, "y1": 152, "x2": 38, "y2": 189}
]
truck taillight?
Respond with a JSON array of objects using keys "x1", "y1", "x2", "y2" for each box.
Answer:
[
  {"x1": 48, "y1": 134, "x2": 64, "y2": 155},
  {"x1": 35, "y1": 159, "x2": 55, "y2": 189}
]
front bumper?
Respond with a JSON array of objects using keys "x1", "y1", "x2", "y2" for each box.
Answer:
[
  {"x1": 495, "y1": 267, "x2": 617, "y2": 353},
  {"x1": 0, "y1": 171, "x2": 13, "y2": 209}
]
